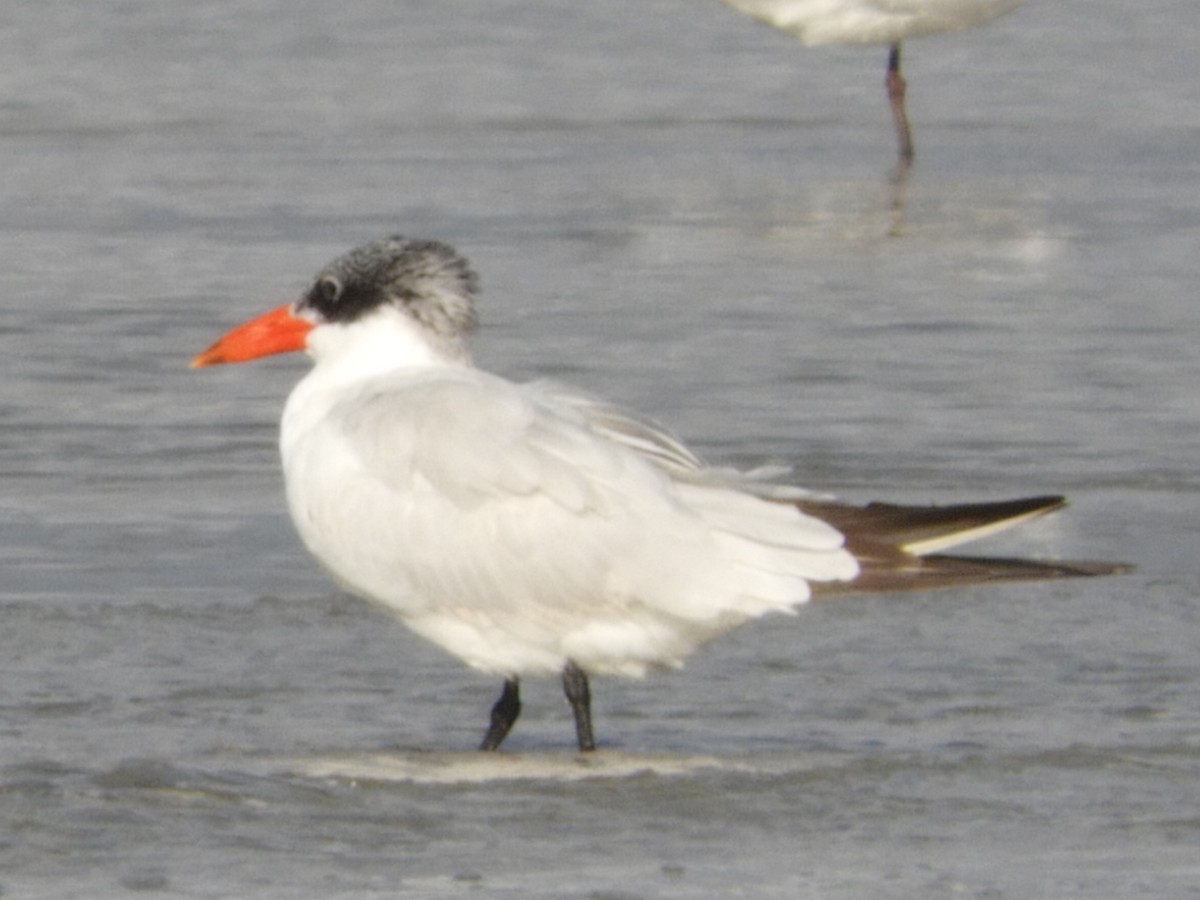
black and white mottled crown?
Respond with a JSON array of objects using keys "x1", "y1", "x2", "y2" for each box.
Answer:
[{"x1": 299, "y1": 236, "x2": 480, "y2": 344}]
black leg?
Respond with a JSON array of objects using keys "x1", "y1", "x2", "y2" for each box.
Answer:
[
  {"x1": 479, "y1": 679, "x2": 521, "y2": 751},
  {"x1": 562, "y1": 661, "x2": 596, "y2": 752},
  {"x1": 885, "y1": 42, "x2": 915, "y2": 170}
]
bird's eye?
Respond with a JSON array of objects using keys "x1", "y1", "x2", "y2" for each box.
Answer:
[{"x1": 317, "y1": 275, "x2": 342, "y2": 304}]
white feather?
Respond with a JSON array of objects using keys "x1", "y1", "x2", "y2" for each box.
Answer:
[
  {"x1": 280, "y1": 306, "x2": 858, "y2": 679},
  {"x1": 714, "y1": 0, "x2": 1026, "y2": 46}
]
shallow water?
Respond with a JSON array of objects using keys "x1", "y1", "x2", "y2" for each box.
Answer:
[{"x1": 2, "y1": 0, "x2": 1198, "y2": 897}]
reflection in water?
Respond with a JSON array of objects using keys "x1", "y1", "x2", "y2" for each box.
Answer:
[{"x1": 888, "y1": 141, "x2": 913, "y2": 235}]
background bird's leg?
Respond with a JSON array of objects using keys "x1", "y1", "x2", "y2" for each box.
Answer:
[
  {"x1": 561, "y1": 661, "x2": 596, "y2": 752},
  {"x1": 479, "y1": 678, "x2": 521, "y2": 751},
  {"x1": 886, "y1": 43, "x2": 915, "y2": 171}
]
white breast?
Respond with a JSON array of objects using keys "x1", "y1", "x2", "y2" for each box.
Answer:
[{"x1": 280, "y1": 364, "x2": 857, "y2": 679}]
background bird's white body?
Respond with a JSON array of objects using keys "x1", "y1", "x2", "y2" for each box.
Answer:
[
  {"x1": 715, "y1": 0, "x2": 1027, "y2": 46},
  {"x1": 281, "y1": 305, "x2": 858, "y2": 680}
]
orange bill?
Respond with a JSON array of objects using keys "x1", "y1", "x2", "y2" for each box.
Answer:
[{"x1": 191, "y1": 304, "x2": 314, "y2": 367}]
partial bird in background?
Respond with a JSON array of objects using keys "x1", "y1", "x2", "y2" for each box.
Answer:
[
  {"x1": 193, "y1": 235, "x2": 1127, "y2": 753},
  {"x1": 712, "y1": 0, "x2": 1027, "y2": 171}
]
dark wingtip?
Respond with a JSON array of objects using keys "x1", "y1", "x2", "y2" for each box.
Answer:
[{"x1": 812, "y1": 554, "x2": 1133, "y2": 599}]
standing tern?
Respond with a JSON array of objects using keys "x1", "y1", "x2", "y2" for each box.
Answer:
[
  {"x1": 193, "y1": 235, "x2": 1126, "y2": 752},
  {"x1": 712, "y1": 0, "x2": 1028, "y2": 168}
]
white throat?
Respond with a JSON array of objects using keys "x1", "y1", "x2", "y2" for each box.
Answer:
[{"x1": 304, "y1": 305, "x2": 470, "y2": 387}]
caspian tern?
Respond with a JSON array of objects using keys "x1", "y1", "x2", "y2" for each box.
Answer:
[
  {"x1": 712, "y1": 0, "x2": 1028, "y2": 167},
  {"x1": 193, "y1": 236, "x2": 1126, "y2": 752}
]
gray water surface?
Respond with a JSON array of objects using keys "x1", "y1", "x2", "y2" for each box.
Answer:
[{"x1": 2, "y1": 1, "x2": 1198, "y2": 897}]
